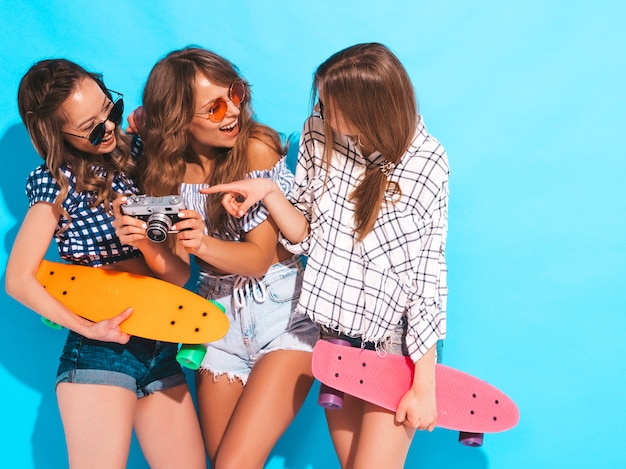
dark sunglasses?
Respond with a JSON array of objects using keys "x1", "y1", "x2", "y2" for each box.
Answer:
[
  {"x1": 62, "y1": 90, "x2": 124, "y2": 145},
  {"x1": 195, "y1": 82, "x2": 246, "y2": 123}
]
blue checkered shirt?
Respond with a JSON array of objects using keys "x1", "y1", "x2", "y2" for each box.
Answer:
[{"x1": 25, "y1": 140, "x2": 143, "y2": 267}]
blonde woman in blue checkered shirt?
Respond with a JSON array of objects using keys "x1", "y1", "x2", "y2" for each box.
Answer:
[
  {"x1": 204, "y1": 43, "x2": 449, "y2": 469},
  {"x1": 5, "y1": 59, "x2": 206, "y2": 468}
]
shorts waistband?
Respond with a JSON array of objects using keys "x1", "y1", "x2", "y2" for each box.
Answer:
[
  {"x1": 199, "y1": 255, "x2": 300, "y2": 286},
  {"x1": 320, "y1": 317, "x2": 409, "y2": 357},
  {"x1": 198, "y1": 255, "x2": 302, "y2": 309}
]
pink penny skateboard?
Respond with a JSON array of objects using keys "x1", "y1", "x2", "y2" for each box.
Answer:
[{"x1": 312, "y1": 340, "x2": 520, "y2": 446}]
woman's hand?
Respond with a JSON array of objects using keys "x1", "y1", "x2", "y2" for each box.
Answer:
[
  {"x1": 170, "y1": 209, "x2": 206, "y2": 255},
  {"x1": 125, "y1": 106, "x2": 145, "y2": 134},
  {"x1": 112, "y1": 195, "x2": 149, "y2": 247},
  {"x1": 396, "y1": 346, "x2": 438, "y2": 431},
  {"x1": 200, "y1": 178, "x2": 276, "y2": 218},
  {"x1": 395, "y1": 384, "x2": 438, "y2": 431},
  {"x1": 83, "y1": 307, "x2": 133, "y2": 344}
]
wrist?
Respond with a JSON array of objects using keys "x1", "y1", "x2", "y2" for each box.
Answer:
[{"x1": 194, "y1": 235, "x2": 211, "y2": 261}]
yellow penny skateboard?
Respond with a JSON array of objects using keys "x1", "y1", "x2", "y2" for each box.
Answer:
[{"x1": 36, "y1": 259, "x2": 229, "y2": 369}]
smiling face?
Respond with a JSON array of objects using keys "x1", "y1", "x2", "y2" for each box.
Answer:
[
  {"x1": 188, "y1": 72, "x2": 241, "y2": 157},
  {"x1": 60, "y1": 77, "x2": 118, "y2": 154}
]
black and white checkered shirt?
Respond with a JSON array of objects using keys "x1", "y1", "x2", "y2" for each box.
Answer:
[{"x1": 282, "y1": 116, "x2": 448, "y2": 362}]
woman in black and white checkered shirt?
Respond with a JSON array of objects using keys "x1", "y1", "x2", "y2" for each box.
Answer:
[{"x1": 205, "y1": 42, "x2": 449, "y2": 469}]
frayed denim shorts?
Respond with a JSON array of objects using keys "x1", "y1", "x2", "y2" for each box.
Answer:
[
  {"x1": 56, "y1": 331, "x2": 186, "y2": 398},
  {"x1": 197, "y1": 255, "x2": 319, "y2": 384},
  {"x1": 320, "y1": 320, "x2": 444, "y2": 362},
  {"x1": 320, "y1": 317, "x2": 410, "y2": 357}
]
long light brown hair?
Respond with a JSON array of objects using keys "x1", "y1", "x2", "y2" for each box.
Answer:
[
  {"x1": 17, "y1": 59, "x2": 133, "y2": 228},
  {"x1": 139, "y1": 47, "x2": 284, "y2": 233},
  {"x1": 313, "y1": 43, "x2": 418, "y2": 240}
]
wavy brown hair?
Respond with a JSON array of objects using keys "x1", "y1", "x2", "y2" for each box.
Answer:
[
  {"x1": 17, "y1": 59, "x2": 133, "y2": 229},
  {"x1": 139, "y1": 47, "x2": 285, "y2": 234},
  {"x1": 313, "y1": 43, "x2": 418, "y2": 240}
]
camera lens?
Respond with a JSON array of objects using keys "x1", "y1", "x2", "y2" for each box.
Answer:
[{"x1": 146, "y1": 213, "x2": 172, "y2": 243}]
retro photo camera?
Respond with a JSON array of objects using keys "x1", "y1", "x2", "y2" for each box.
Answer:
[{"x1": 121, "y1": 195, "x2": 186, "y2": 243}]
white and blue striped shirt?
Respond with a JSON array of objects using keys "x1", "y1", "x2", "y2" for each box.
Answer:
[{"x1": 180, "y1": 156, "x2": 295, "y2": 242}]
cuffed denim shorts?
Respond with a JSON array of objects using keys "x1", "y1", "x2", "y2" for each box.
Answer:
[
  {"x1": 56, "y1": 331, "x2": 186, "y2": 398},
  {"x1": 197, "y1": 255, "x2": 319, "y2": 384}
]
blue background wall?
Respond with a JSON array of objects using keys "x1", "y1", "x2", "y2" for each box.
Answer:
[{"x1": 1, "y1": 1, "x2": 624, "y2": 467}]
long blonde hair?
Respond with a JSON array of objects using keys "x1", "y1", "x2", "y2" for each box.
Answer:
[
  {"x1": 17, "y1": 59, "x2": 133, "y2": 228},
  {"x1": 139, "y1": 47, "x2": 284, "y2": 233},
  {"x1": 313, "y1": 43, "x2": 418, "y2": 240}
]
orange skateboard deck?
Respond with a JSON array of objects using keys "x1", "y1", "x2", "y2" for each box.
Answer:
[
  {"x1": 36, "y1": 260, "x2": 228, "y2": 345},
  {"x1": 312, "y1": 340, "x2": 519, "y2": 446}
]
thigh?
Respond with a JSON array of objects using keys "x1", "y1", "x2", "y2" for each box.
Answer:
[
  {"x1": 352, "y1": 402, "x2": 415, "y2": 469},
  {"x1": 324, "y1": 394, "x2": 365, "y2": 469},
  {"x1": 215, "y1": 350, "x2": 314, "y2": 469},
  {"x1": 134, "y1": 384, "x2": 206, "y2": 469},
  {"x1": 195, "y1": 370, "x2": 244, "y2": 463},
  {"x1": 57, "y1": 382, "x2": 137, "y2": 469}
]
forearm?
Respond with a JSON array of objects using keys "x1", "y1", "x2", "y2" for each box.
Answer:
[
  {"x1": 194, "y1": 236, "x2": 277, "y2": 278},
  {"x1": 412, "y1": 345, "x2": 437, "y2": 394},
  {"x1": 6, "y1": 274, "x2": 97, "y2": 334},
  {"x1": 136, "y1": 239, "x2": 190, "y2": 286},
  {"x1": 396, "y1": 344, "x2": 438, "y2": 430},
  {"x1": 263, "y1": 182, "x2": 309, "y2": 243}
]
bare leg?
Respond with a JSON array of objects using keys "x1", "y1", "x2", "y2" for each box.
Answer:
[
  {"x1": 352, "y1": 401, "x2": 415, "y2": 469},
  {"x1": 324, "y1": 394, "x2": 364, "y2": 469},
  {"x1": 214, "y1": 350, "x2": 314, "y2": 469},
  {"x1": 134, "y1": 384, "x2": 206, "y2": 469},
  {"x1": 57, "y1": 382, "x2": 136, "y2": 469},
  {"x1": 326, "y1": 396, "x2": 415, "y2": 469},
  {"x1": 195, "y1": 370, "x2": 244, "y2": 465}
]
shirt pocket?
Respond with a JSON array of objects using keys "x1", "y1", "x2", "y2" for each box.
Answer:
[
  {"x1": 361, "y1": 260, "x2": 408, "y2": 329},
  {"x1": 360, "y1": 213, "x2": 425, "y2": 325}
]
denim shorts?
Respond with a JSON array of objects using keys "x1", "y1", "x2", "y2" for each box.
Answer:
[
  {"x1": 197, "y1": 255, "x2": 319, "y2": 384},
  {"x1": 56, "y1": 331, "x2": 186, "y2": 398},
  {"x1": 320, "y1": 320, "x2": 444, "y2": 362},
  {"x1": 320, "y1": 318, "x2": 410, "y2": 356}
]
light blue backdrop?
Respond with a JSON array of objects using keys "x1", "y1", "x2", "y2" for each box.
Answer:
[{"x1": 1, "y1": 1, "x2": 624, "y2": 468}]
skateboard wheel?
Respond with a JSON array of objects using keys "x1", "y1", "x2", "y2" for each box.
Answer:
[
  {"x1": 176, "y1": 344, "x2": 207, "y2": 370},
  {"x1": 318, "y1": 383, "x2": 344, "y2": 409},
  {"x1": 41, "y1": 317, "x2": 64, "y2": 330},
  {"x1": 316, "y1": 338, "x2": 352, "y2": 410},
  {"x1": 458, "y1": 431, "x2": 484, "y2": 447}
]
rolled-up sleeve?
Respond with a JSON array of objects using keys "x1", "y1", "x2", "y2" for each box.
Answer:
[{"x1": 405, "y1": 178, "x2": 448, "y2": 362}]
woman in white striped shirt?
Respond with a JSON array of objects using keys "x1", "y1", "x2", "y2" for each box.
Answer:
[
  {"x1": 116, "y1": 47, "x2": 319, "y2": 468},
  {"x1": 204, "y1": 43, "x2": 449, "y2": 469}
]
